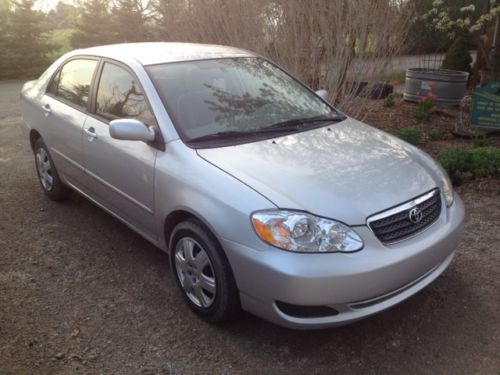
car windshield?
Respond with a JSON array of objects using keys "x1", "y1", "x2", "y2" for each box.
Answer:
[{"x1": 147, "y1": 57, "x2": 343, "y2": 146}]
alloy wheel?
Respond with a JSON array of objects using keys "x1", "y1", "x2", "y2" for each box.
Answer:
[
  {"x1": 36, "y1": 148, "x2": 53, "y2": 191},
  {"x1": 174, "y1": 237, "x2": 217, "y2": 308}
]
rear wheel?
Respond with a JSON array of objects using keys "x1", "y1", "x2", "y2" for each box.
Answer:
[
  {"x1": 170, "y1": 219, "x2": 240, "y2": 323},
  {"x1": 34, "y1": 138, "x2": 71, "y2": 201}
]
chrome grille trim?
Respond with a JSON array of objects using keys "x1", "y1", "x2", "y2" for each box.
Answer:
[{"x1": 367, "y1": 189, "x2": 441, "y2": 245}]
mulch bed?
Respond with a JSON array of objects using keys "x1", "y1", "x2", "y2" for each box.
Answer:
[{"x1": 362, "y1": 94, "x2": 500, "y2": 159}]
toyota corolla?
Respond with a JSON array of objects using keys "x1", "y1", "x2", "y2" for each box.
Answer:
[{"x1": 20, "y1": 43, "x2": 464, "y2": 329}]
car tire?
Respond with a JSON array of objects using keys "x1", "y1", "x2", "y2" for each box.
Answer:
[
  {"x1": 34, "y1": 138, "x2": 71, "y2": 201},
  {"x1": 170, "y1": 219, "x2": 240, "y2": 323}
]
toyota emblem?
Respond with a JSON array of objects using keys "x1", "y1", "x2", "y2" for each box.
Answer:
[{"x1": 408, "y1": 207, "x2": 423, "y2": 224}]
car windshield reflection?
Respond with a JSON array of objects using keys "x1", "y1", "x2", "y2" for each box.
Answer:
[{"x1": 147, "y1": 57, "x2": 341, "y2": 146}]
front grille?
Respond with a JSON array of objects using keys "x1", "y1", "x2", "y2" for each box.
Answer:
[{"x1": 368, "y1": 189, "x2": 441, "y2": 244}]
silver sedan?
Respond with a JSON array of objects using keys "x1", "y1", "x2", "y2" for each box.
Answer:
[{"x1": 20, "y1": 43, "x2": 464, "y2": 329}]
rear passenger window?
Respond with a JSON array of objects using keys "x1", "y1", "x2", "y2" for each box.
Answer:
[
  {"x1": 55, "y1": 59, "x2": 98, "y2": 109},
  {"x1": 96, "y1": 63, "x2": 155, "y2": 126}
]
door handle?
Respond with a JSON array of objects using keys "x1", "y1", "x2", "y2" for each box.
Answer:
[
  {"x1": 42, "y1": 104, "x2": 51, "y2": 115},
  {"x1": 84, "y1": 127, "x2": 97, "y2": 140}
]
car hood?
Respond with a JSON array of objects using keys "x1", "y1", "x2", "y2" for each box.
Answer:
[{"x1": 196, "y1": 118, "x2": 440, "y2": 225}]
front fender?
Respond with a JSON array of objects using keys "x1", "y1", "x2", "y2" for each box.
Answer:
[{"x1": 154, "y1": 140, "x2": 276, "y2": 252}]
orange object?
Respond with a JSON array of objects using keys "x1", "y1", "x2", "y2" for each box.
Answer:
[{"x1": 252, "y1": 218, "x2": 276, "y2": 244}]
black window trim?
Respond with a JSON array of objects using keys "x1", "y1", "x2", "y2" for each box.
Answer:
[
  {"x1": 45, "y1": 55, "x2": 165, "y2": 150},
  {"x1": 89, "y1": 58, "x2": 159, "y2": 128},
  {"x1": 88, "y1": 57, "x2": 165, "y2": 150},
  {"x1": 45, "y1": 55, "x2": 102, "y2": 114},
  {"x1": 46, "y1": 69, "x2": 61, "y2": 96}
]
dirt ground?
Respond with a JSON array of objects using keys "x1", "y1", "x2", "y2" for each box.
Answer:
[{"x1": 1, "y1": 81, "x2": 499, "y2": 374}]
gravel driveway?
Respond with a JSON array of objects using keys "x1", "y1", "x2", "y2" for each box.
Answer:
[{"x1": 1, "y1": 81, "x2": 499, "y2": 374}]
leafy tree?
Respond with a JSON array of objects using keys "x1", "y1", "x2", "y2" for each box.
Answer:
[
  {"x1": 71, "y1": 0, "x2": 114, "y2": 48},
  {"x1": 151, "y1": 0, "x2": 185, "y2": 40},
  {"x1": 0, "y1": 0, "x2": 53, "y2": 79},
  {"x1": 0, "y1": 1, "x2": 9, "y2": 74},
  {"x1": 441, "y1": 36, "x2": 472, "y2": 72},
  {"x1": 46, "y1": 2, "x2": 78, "y2": 29},
  {"x1": 0, "y1": 0, "x2": 10, "y2": 23},
  {"x1": 423, "y1": 0, "x2": 500, "y2": 83},
  {"x1": 0, "y1": 0, "x2": 9, "y2": 43},
  {"x1": 404, "y1": 0, "x2": 451, "y2": 53},
  {"x1": 423, "y1": 1, "x2": 494, "y2": 37},
  {"x1": 111, "y1": 0, "x2": 150, "y2": 42}
]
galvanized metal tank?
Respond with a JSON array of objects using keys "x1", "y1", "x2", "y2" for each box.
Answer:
[{"x1": 404, "y1": 68, "x2": 469, "y2": 105}]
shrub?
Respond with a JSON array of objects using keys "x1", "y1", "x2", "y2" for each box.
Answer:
[
  {"x1": 438, "y1": 147, "x2": 500, "y2": 178},
  {"x1": 438, "y1": 147, "x2": 472, "y2": 177},
  {"x1": 414, "y1": 97, "x2": 434, "y2": 122},
  {"x1": 472, "y1": 136, "x2": 488, "y2": 148},
  {"x1": 428, "y1": 128, "x2": 444, "y2": 141},
  {"x1": 441, "y1": 36, "x2": 472, "y2": 73},
  {"x1": 396, "y1": 128, "x2": 423, "y2": 145},
  {"x1": 383, "y1": 93, "x2": 395, "y2": 108}
]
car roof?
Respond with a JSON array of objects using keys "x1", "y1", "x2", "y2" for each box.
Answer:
[{"x1": 74, "y1": 42, "x2": 257, "y2": 66}]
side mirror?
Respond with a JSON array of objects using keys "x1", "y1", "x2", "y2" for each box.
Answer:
[
  {"x1": 315, "y1": 89, "x2": 329, "y2": 102},
  {"x1": 109, "y1": 119, "x2": 155, "y2": 142}
]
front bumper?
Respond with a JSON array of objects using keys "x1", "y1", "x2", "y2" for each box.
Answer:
[{"x1": 221, "y1": 193, "x2": 465, "y2": 329}]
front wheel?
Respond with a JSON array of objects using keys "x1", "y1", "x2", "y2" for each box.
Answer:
[
  {"x1": 170, "y1": 219, "x2": 240, "y2": 323},
  {"x1": 34, "y1": 138, "x2": 71, "y2": 201}
]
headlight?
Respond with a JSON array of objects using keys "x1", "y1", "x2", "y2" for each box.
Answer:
[
  {"x1": 251, "y1": 210, "x2": 363, "y2": 253},
  {"x1": 436, "y1": 163, "x2": 454, "y2": 207}
]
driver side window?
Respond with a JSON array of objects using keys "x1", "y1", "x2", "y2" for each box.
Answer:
[{"x1": 95, "y1": 62, "x2": 156, "y2": 126}]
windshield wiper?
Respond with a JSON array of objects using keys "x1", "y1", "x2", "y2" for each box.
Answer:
[
  {"x1": 261, "y1": 114, "x2": 346, "y2": 132},
  {"x1": 187, "y1": 114, "x2": 347, "y2": 144},
  {"x1": 187, "y1": 124, "x2": 310, "y2": 143},
  {"x1": 187, "y1": 130, "x2": 262, "y2": 143}
]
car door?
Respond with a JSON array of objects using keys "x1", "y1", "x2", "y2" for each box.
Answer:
[
  {"x1": 42, "y1": 58, "x2": 99, "y2": 188},
  {"x1": 82, "y1": 60, "x2": 158, "y2": 241}
]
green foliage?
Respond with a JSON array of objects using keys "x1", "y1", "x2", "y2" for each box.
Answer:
[
  {"x1": 428, "y1": 128, "x2": 445, "y2": 141},
  {"x1": 111, "y1": 0, "x2": 149, "y2": 43},
  {"x1": 0, "y1": 0, "x2": 11, "y2": 23},
  {"x1": 0, "y1": 0, "x2": 54, "y2": 79},
  {"x1": 396, "y1": 127, "x2": 423, "y2": 145},
  {"x1": 438, "y1": 147, "x2": 500, "y2": 178},
  {"x1": 472, "y1": 135, "x2": 488, "y2": 148},
  {"x1": 70, "y1": 0, "x2": 149, "y2": 49},
  {"x1": 423, "y1": 0, "x2": 497, "y2": 36},
  {"x1": 403, "y1": 0, "x2": 451, "y2": 54},
  {"x1": 383, "y1": 93, "x2": 395, "y2": 108},
  {"x1": 46, "y1": 2, "x2": 78, "y2": 29},
  {"x1": 46, "y1": 28, "x2": 76, "y2": 61},
  {"x1": 441, "y1": 37, "x2": 472, "y2": 73},
  {"x1": 70, "y1": 0, "x2": 113, "y2": 48},
  {"x1": 414, "y1": 97, "x2": 434, "y2": 122},
  {"x1": 0, "y1": 1, "x2": 7, "y2": 50}
]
